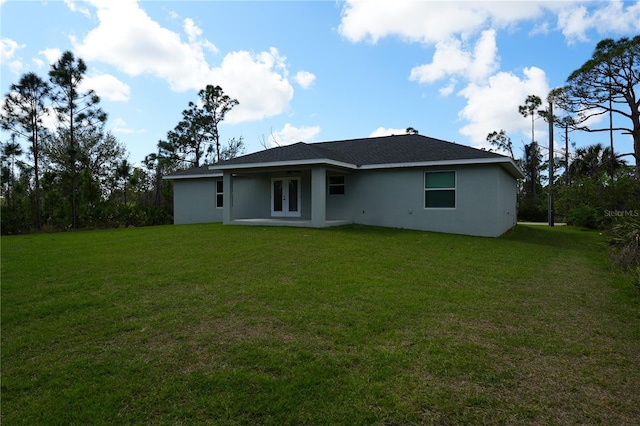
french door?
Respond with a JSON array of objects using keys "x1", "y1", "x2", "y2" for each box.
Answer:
[{"x1": 271, "y1": 177, "x2": 301, "y2": 217}]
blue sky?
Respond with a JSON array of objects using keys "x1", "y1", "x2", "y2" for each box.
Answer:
[{"x1": 1, "y1": 0, "x2": 639, "y2": 167}]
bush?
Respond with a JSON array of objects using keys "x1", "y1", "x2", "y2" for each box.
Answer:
[
  {"x1": 609, "y1": 215, "x2": 640, "y2": 290},
  {"x1": 567, "y1": 205, "x2": 601, "y2": 229},
  {"x1": 518, "y1": 199, "x2": 547, "y2": 222}
]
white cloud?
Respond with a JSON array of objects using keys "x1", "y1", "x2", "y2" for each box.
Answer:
[
  {"x1": 183, "y1": 18, "x2": 218, "y2": 54},
  {"x1": 557, "y1": 0, "x2": 640, "y2": 43},
  {"x1": 39, "y1": 48, "x2": 62, "y2": 65},
  {"x1": 1, "y1": 38, "x2": 20, "y2": 62},
  {"x1": 439, "y1": 79, "x2": 457, "y2": 97},
  {"x1": 339, "y1": 0, "x2": 548, "y2": 45},
  {"x1": 368, "y1": 127, "x2": 408, "y2": 137},
  {"x1": 1, "y1": 38, "x2": 24, "y2": 73},
  {"x1": 71, "y1": 0, "x2": 211, "y2": 91},
  {"x1": 270, "y1": 123, "x2": 321, "y2": 146},
  {"x1": 337, "y1": 0, "x2": 639, "y2": 154},
  {"x1": 294, "y1": 71, "x2": 316, "y2": 89},
  {"x1": 111, "y1": 117, "x2": 146, "y2": 135},
  {"x1": 32, "y1": 57, "x2": 45, "y2": 70},
  {"x1": 183, "y1": 17, "x2": 202, "y2": 41},
  {"x1": 64, "y1": 0, "x2": 91, "y2": 18},
  {"x1": 340, "y1": 1, "x2": 640, "y2": 47},
  {"x1": 81, "y1": 74, "x2": 131, "y2": 102},
  {"x1": 212, "y1": 48, "x2": 294, "y2": 123},
  {"x1": 458, "y1": 67, "x2": 550, "y2": 149},
  {"x1": 70, "y1": 0, "x2": 294, "y2": 124},
  {"x1": 410, "y1": 29, "x2": 499, "y2": 86}
]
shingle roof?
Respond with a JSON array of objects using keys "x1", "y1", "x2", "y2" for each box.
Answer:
[
  {"x1": 219, "y1": 134, "x2": 505, "y2": 165},
  {"x1": 166, "y1": 134, "x2": 521, "y2": 178}
]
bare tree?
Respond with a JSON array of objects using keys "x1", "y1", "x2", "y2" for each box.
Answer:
[{"x1": 558, "y1": 36, "x2": 640, "y2": 178}]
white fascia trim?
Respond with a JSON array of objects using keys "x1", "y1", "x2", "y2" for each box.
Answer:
[
  {"x1": 360, "y1": 157, "x2": 523, "y2": 178},
  {"x1": 163, "y1": 172, "x2": 223, "y2": 180},
  {"x1": 211, "y1": 158, "x2": 358, "y2": 171}
]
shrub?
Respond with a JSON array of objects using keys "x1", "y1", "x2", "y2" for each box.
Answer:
[
  {"x1": 609, "y1": 215, "x2": 640, "y2": 290},
  {"x1": 567, "y1": 205, "x2": 601, "y2": 229}
]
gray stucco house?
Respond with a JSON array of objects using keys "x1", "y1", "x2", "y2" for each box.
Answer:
[{"x1": 165, "y1": 134, "x2": 523, "y2": 237}]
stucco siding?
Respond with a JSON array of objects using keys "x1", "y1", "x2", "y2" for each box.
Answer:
[
  {"x1": 495, "y1": 167, "x2": 518, "y2": 235},
  {"x1": 173, "y1": 178, "x2": 222, "y2": 225},
  {"x1": 348, "y1": 165, "x2": 513, "y2": 237},
  {"x1": 325, "y1": 173, "x2": 353, "y2": 220},
  {"x1": 173, "y1": 163, "x2": 518, "y2": 237},
  {"x1": 229, "y1": 175, "x2": 270, "y2": 219}
]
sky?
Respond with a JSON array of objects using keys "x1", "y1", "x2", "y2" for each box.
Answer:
[{"x1": 1, "y1": 0, "x2": 639, "y2": 167}]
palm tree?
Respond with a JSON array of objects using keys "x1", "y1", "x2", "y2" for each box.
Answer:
[{"x1": 569, "y1": 143, "x2": 626, "y2": 180}]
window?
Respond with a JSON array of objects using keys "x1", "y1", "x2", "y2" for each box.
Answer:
[
  {"x1": 216, "y1": 180, "x2": 223, "y2": 208},
  {"x1": 328, "y1": 175, "x2": 345, "y2": 195},
  {"x1": 425, "y1": 171, "x2": 455, "y2": 208}
]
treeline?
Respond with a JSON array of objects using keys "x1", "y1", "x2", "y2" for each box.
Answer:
[
  {"x1": 487, "y1": 36, "x2": 640, "y2": 228},
  {"x1": 486, "y1": 36, "x2": 640, "y2": 288},
  {"x1": 1, "y1": 51, "x2": 243, "y2": 234}
]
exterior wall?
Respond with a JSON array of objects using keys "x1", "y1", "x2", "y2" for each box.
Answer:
[
  {"x1": 174, "y1": 164, "x2": 518, "y2": 237},
  {"x1": 346, "y1": 165, "x2": 516, "y2": 237},
  {"x1": 325, "y1": 173, "x2": 353, "y2": 220},
  {"x1": 173, "y1": 178, "x2": 222, "y2": 225},
  {"x1": 230, "y1": 175, "x2": 271, "y2": 219},
  {"x1": 495, "y1": 167, "x2": 518, "y2": 235},
  {"x1": 226, "y1": 171, "x2": 313, "y2": 221}
]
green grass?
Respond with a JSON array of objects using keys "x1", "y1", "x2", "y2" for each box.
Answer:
[{"x1": 2, "y1": 224, "x2": 639, "y2": 425}]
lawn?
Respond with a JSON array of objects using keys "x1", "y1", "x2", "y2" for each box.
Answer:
[{"x1": 1, "y1": 224, "x2": 639, "y2": 425}]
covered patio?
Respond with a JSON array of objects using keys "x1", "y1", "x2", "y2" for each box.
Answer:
[{"x1": 220, "y1": 164, "x2": 354, "y2": 228}]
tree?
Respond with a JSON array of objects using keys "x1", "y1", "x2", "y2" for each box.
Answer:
[
  {"x1": 406, "y1": 127, "x2": 419, "y2": 135},
  {"x1": 166, "y1": 85, "x2": 239, "y2": 165},
  {"x1": 522, "y1": 141, "x2": 544, "y2": 202},
  {"x1": 166, "y1": 104, "x2": 212, "y2": 167},
  {"x1": 115, "y1": 159, "x2": 132, "y2": 205},
  {"x1": 219, "y1": 136, "x2": 245, "y2": 161},
  {"x1": 569, "y1": 143, "x2": 626, "y2": 180},
  {"x1": 198, "y1": 85, "x2": 238, "y2": 163},
  {"x1": 519, "y1": 95, "x2": 543, "y2": 148},
  {"x1": 145, "y1": 141, "x2": 181, "y2": 208},
  {"x1": 557, "y1": 115, "x2": 576, "y2": 185},
  {"x1": 519, "y1": 95, "x2": 544, "y2": 201},
  {"x1": 1, "y1": 72, "x2": 50, "y2": 229},
  {"x1": 44, "y1": 128, "x2": 125, "y2": 227},
  {"x1": 48, "y1": 51, "x2": 107, "y2": 228},
  {"x1": 559, "y1": 36, "x2": 640, "y2": 178},
  {"x1": 486, "y1": 129, "x2": 515, "y2": 159},
  {"x1": 1, "y1": 136, "x2": 23, "y2": 206}
]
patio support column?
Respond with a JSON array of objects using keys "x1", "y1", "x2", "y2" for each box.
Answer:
[
  {"x1": 311, "y1": 167, "x2": 326, "y2": 227},
  {"x1": 222, "y1": 171, "x2": 233, "y2": 224}
]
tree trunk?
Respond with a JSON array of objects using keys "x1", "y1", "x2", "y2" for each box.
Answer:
[{"x1": 632, "y1": 111, "x2": 640, "y2": 179}]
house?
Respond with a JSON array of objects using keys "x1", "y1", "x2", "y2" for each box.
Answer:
[{"x1": 165, "y1": 134, "x2": 523, "y2": 237}]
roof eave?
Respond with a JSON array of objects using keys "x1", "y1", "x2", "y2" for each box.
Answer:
[
  {"x1": 360, "y1": 157, "x2": 524, "y2": 178},
  {"x1": 165, "y1": 157, "x2": 524, "y2": 180},
  {"x1": 211, "y1": 158, "x2": 358, "y2": 171},
  {"x1": 163, "y1": 171, "x2": 223, "y2": 180}
]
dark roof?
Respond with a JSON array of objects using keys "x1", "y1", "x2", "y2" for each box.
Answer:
[
  {"x1": 166, "y1": 134, "x2": 521, "y2": 178},
  {"x1": 166, "y1": 164, "x2": 220, "y2": 178},
  {"x1": 220, "y1": 134, "x2": 505, "y2": 166}
]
